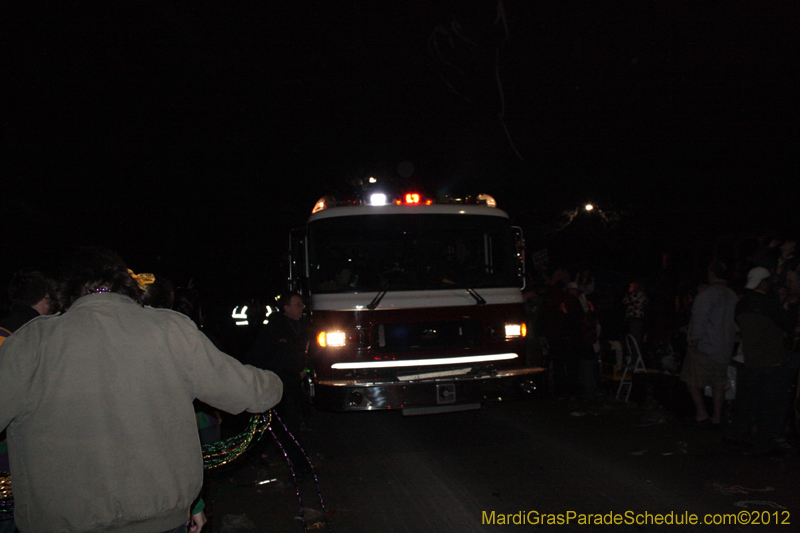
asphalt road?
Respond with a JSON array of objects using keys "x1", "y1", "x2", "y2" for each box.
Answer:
[{"x1": 204, "y1": 379, "x2": 799, "y2": 532}]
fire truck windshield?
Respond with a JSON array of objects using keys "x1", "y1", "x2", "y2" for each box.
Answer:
[{"x1": 308, "y1": 214, "x2": 520, "y2": 293}]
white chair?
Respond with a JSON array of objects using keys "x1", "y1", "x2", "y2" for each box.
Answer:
[{"x1": 616, "y1": 334, "x2": 647, "y2": 402}]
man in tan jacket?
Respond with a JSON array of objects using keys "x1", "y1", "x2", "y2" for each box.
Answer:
[{"x1": 0, "y1": 247, "x2": 282, "y2": 533}]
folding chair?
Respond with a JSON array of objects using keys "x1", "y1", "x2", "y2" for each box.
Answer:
[{"x1": 616, "y1": 334, "x2": 647, "y2": 402}]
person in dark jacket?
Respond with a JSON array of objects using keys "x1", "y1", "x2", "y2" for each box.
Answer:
[
  {"x1": 726, "y1": 267, "x2": 796, "y2": 455},
  {"x1": 538, "y1": 281, "x2": 585, "y2": 398},
  {"x1": 246, "y1": 292, "x2": 309, "y2": 431}
]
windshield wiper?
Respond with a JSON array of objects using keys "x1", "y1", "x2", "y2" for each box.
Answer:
[
  {"x1": 367, "y1": 284, "x2": 389, "y2": 310},
  {"x1": 466, "y1": 288, "x2": 486, "y2": 305}
]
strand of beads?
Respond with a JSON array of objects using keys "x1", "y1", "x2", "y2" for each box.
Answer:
[
  {"x1": 88, "y1": 287, "x2": 112, "y2": 294},
  {"x1": 0, "y1": 472, "x2": 12, "y2": 519},
  {"x1": 202, "y1": 412, "x2": 271, "y2": 469},
  {"x1": 268, "y1": 411, "x2": 332, "y2": 533}
]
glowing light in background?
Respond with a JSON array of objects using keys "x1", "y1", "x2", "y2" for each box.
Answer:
[
  {"x1": 232, "y1": 306, "x2": 248, "y2": 326},
  {"x1": 370, "y1": 193, "x2": 387, "y2": 206}
]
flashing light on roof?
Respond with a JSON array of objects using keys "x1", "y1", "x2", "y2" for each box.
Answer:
[
  {"x1": 312, "y1": 191, "x2": 496, "y2": 212},
  {"x1": 394, "y1": 192, "x2": 432, "y2": 205},
  {"x1": 477, "y1": 194, "x2": 497, "y2": 208},
  {"x1": 369, "y1": 193, "x2": 388, "y2": 206},
  {"x1": 312, "y1": 196, "x2": 331, "y2": 214},
  {"x1": 368, "y1": 176, "x2": 377, "y2": 183}
]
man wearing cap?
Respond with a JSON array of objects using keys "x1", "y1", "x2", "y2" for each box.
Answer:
[
  {"x1": 751, "y1": 238, "x2": 798, "y2": 293},
  {"x1": 680, "y1": 262, "x2": 738, "y2": 426},
  {"x1": 725, "y1": 267, "x2": 796, "y2": 455}
]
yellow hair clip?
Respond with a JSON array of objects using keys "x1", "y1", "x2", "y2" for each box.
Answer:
[{"x1": 128, "y1": 269, "x2": 156, "y2": 290}]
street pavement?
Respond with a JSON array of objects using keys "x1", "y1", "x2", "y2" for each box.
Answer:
[{"x1": 202, "y1": 376, "x2": 799, "y2": 532}]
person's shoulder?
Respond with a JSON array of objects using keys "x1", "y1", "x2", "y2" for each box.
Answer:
[
  {"x1": 146, "y1": 305, "x2": 198, "y2": 325},
  {"x1": 0, "y1": 306, "x2": 39, "y2": 325},
  {"x1": 738, "y1": 288, "x2": 756, "y2": 300},
  {"x1": 706, "y1": 283, "x2": 737, "y2": 300},
  {"x1": 722, "y1": 285, "x2": 739, "y2": 299},
  {"x1": 0, "y1": 311, "x2": 59, "y2": 348},
  {"x1": 700, "y1": 282, "x2": 732, "y2": 296},
  {"x1": 694, "y1": 285, "x2": 712, "y2": 299},
  {"x1": 265, "y1": 312, "x2": 291, "y2": 329},
  {"x1": 13, "y1": 310, "x2": 59, "y2": 329},
  {"x1": 139, "y1": 306, "x2": 205, "y2": 335}
]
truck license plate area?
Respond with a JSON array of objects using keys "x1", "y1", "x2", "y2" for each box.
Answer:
[{"x1": 437, "y1": 383, "x2": 456, "y2": 404}]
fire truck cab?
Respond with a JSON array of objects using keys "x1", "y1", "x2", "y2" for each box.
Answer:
[{"x1": 289, "y1": 189, "x2": 545, "y2": 414}]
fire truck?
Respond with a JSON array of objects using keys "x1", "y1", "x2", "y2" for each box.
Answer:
[{"x1": 288, "y1": 188, "x2": 545, "y2": 414}]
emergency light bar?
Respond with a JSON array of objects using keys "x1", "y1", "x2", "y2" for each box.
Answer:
[{"x1": 312, "y1": 193, "x2": 495, "y2": 213}]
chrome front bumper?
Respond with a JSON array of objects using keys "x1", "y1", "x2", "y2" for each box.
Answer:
[{"x1": 311, "y1": 367, "x2": 547, "y2": 412}]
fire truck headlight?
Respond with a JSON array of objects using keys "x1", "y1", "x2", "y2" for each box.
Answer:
[
  {"x1": 504, "y1": 323, "x2": 526, "y2": 338},
  {"x1": 317, "y1": 330, "x2": 347, "y2": 347}
]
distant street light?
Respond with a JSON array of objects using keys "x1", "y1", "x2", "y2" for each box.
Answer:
[{"x1": 585, "y1": 204, "x2": 594, "y2": 211}]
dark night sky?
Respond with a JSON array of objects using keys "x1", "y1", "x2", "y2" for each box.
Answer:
[{"x1": 3, "y1": 1, "x2": 798, "y2": 302}]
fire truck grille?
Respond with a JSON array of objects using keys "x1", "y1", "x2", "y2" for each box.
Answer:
[{"x1": 374, "y1": 320, "x2": 482, "y2": 352}]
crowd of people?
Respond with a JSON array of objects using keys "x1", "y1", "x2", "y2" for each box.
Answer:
[
  {"x1": 525, "y1": 238, "x2": 800, "y2": 457},
  {"x1": 1, "y1": 238, "x2": 799, "y2": 530}
]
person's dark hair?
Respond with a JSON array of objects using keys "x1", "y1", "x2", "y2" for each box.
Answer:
[
  {"x1": 708, "y1": 261, "x2": 729, "y2": 281},
  {"x1": 59, "y1": 246, "x2": 144, "y2": 309},
  {"x1": 141, "y1": 276, "x2": 174, "y2": 309},
  {"x1": 173, "y1": 287, "x2": 203, "y2": 326},
  {"x1": 275, "y1": 291, "x2": 301, "y2": 313},
  {"x1": 8, "y1": 270, "x2": 53, "y2": 307}
]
